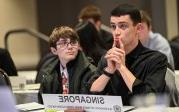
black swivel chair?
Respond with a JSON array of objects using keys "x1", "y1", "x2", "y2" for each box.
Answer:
[{"x1": 0, "y1": 68, "x2": 12, "y2": 88}]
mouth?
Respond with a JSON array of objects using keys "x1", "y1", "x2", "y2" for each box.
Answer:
[
  {"x1": 114, "y1": 37, "x2": 120, "y2": 41},
  {"x1": 66, "y1": 52, "x2": 75, "y2": 55}
]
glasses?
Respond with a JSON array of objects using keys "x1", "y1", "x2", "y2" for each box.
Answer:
[
  {"x1": 110, "y1": 23, "x2": 129, "y2": 30},
  {"x1": 56, "y1": 40, "x2": 78, "y2": 49}
]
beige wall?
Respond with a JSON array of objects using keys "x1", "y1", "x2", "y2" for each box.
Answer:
[
  {"x1": 0, "y1": 0, "x2": 40, "y2": 70},
  {"x1": 165, "y1": 0, "x2": 179, "y2": 40}
]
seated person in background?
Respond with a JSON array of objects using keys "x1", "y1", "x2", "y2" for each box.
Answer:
[
  {"x1": 89, "y1": 4, "x2": 168, "y2": 105},
  {"x1": 39, "y1": 26, "x2": 96, "y2": 102},
  {"x1": 77, "y1": 4, "x2": 113, "y2": 50},
  {"x1": 170, "y1": 35, "x2": 179, "y2": 70},
  {"x1": 0, "y1": 48, "x2": 17, "y2": 76},
  {"x1": 139, "y1": 10, "x2": 174, "y2": 69},
  {"x1": 76, "y1": 21, "x2": 106, "y2": 66}
]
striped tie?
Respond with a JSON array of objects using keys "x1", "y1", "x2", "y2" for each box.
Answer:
[{"x1": 61, "y1": 72, "x2": 69, "y2": 94}]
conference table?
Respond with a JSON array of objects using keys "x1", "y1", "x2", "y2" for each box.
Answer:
[
  {"x1": 16, "y1": 102, "x2": 179, "y2": 112},
  {"x1": 13, "y1": 84, "x2": 40, "y2": 104},
  {"x1": 14, "y1": 70, "x2": 179, "y2": 112}
]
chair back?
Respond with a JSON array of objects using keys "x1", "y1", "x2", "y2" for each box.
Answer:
[
  {"x1": 165, "y1": 68, "x2": 179, "y2": 106},
  {"x1": 0, "y1": 68, "x2": 12, "y2": 88}
]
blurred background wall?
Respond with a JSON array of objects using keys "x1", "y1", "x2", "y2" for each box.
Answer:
[
  {"x1": 0, "y1": 0, "x2": 39, "y2": 70},
  {"x1": 0, "y1": 0, "x2": 178, "y2": 71}
]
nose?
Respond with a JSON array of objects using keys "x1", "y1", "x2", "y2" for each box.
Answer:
[{"x1": 114, "y1": 28, "x2": 121, "y2": 37}]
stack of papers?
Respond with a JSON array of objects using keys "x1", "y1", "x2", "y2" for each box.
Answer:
[{"x1": 16, "y1": 102, "x2": 44, "y2": 111}]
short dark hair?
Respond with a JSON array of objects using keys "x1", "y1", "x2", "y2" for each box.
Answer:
[
  {"x1": 111, "y1": 4, "x2": 141, "y2": 25},
  {"x1": 78, "y1": 5, "x2": 101, "y2": 22},
  {"x1": 49, "y1": 26, "x2": 79, "y2": 48},
  {"x1": 140, "y1": 10, "x2": 151, "y2": 28}
]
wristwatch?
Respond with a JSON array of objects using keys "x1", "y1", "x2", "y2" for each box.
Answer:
[{"x1": 102, "y1": 68, "x2": 113, "y2": 78}]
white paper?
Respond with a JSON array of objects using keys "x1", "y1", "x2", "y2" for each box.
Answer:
[{"x1": 16, "y1": 102, "x2": 44, "y2": 111}]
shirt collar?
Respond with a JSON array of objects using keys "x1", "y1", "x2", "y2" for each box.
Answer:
[
  {"x1": 60, "y1": 64, "x2": 68, "y2": 77},
  {"x1": 126, "y1": 41, "x2": 144, "y2": 60}
]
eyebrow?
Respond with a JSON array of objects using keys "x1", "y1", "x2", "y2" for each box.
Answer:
[{"x1": 110, "y1": 21, "x2": 128, "y2": 24}]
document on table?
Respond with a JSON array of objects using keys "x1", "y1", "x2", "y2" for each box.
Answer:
[{"x1": 16, "y1": 102, "x2": 44, "y2": 111}]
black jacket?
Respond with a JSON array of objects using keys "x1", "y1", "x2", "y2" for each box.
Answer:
[
  {"x1": 0, "y1": 48, "x2": 17, "y2": 76},
  {"x1": 170, "y1": 36, "x2": 179, "y2": 70},
  {"x1": 76, "y1": 21, "x2": 106, "y2": 66},
  {"x1": 38, "y1": 51, "x2": 96, "y2": 103}
]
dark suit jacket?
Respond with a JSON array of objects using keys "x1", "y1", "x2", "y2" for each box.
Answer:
[
  {"x1": 0, "y1": 48, "x2": 17, "y2": 76},
  {"x1": 170, "y1": 36, "x2": 179, "y2": 70}
]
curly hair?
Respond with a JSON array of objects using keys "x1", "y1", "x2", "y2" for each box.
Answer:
[{"x1": 49, "y1": 26, "x2": 79, "y2": 48}]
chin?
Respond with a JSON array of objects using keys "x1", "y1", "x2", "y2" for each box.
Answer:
[{"x1": 66, "y1": 55, "x2": 76, "y2": 61}]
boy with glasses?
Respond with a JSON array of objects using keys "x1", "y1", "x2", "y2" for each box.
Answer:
[{"x1": 39, "y1": 26, "x2": 96, "y2": 102}]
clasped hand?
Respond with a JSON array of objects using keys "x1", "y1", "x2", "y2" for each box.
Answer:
[{"x1": 104, "y1": 39, "x2": 125, "y2": 73}]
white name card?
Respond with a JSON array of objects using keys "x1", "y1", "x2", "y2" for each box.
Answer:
[{"x1": 42, "y1": 94, "x2": 123, "y2": 112}]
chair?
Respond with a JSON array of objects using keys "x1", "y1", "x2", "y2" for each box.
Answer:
[
  {"x1": 4, "y1": 28, "x2": 49, "y2": 71},
  {"x1": 170, "y1": 36, "x2": 179, "y2": 70},
  {"x1": 165, "y1": 68, "x2": 179, "y2": 106},
  {"x1": 0, "y1": 48, "x2": 17, "y2": 76},
  {"x1": 0, "y1": 68, "x2": 12, "y2": 88}
]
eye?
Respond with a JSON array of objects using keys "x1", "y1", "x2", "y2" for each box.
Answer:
[
  {"x1": 57, "y1": 41, "x2": 67, "y2": 46},
  {"x1": 118, "y1": 24, "x2": 128, "y2": 30},
  {"x1": 70, "y1": 40, "x2": 77, "y2": 45},
  {"x1": 110, "y1": 24, "x2": 116, "y2": 30}
]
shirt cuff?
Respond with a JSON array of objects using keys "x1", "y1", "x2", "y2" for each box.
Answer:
[{"x1": 132, "y1": 78, "x2": 143, "y2": 93}]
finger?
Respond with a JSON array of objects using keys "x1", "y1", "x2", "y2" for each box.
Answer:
[
  {"x1": 105, "y1": 53, "x2": 121, "y2": 60},
  {"x1": 115, "y1": 40, "x2": 120, "y2": 48},
  {"x1": 119, "y1": 38, "x2": 124, "y2": 50},
  {"x1": 107, "y1": 56, "x2": 121, "y2": 65},
  {"x1": 107, "y1": 48, "x2": 124, "y2": 57},
  {"x1": 112, "y1": 39, "x2": 116, "y2": 48},
  {"x1": 111, "y1": 58, "x2": 121, "y2": 64},
  {"x1": 106, "y1": 48, "x2": 115, "y2": 55}
]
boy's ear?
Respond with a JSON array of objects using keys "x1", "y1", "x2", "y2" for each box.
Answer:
[
  {"x1": 136, "y1": 23, "x2": 143, "y2": 33},
  {"x1": 50, "y1": 47, "x2": 58, "y2": 55}
]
